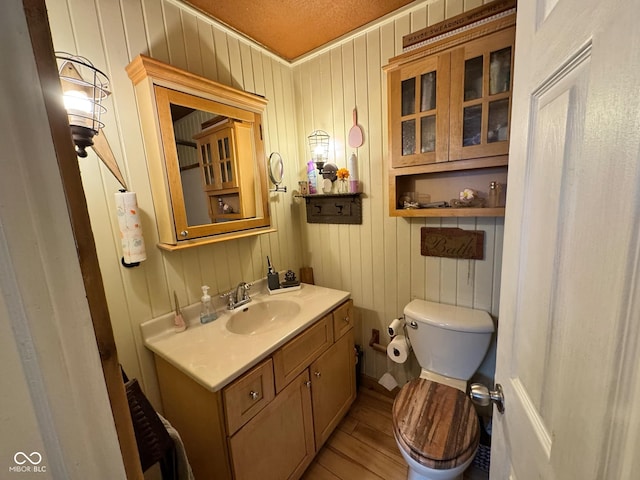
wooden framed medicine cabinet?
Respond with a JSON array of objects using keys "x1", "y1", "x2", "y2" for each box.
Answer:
[{"x1": 126, "y1": 55, "x2": 274, "y2": 250}]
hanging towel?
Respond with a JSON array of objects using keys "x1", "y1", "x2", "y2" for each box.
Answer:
[{"x1": 158, "y1": 414, "x2": 195, "y2": 480}]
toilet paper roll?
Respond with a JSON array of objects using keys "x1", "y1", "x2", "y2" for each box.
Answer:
[
  {"x1": 387, "y1": 334, "x2": 410, "y2": 364},
  {"x1": 388, "y1": 318, "x2": 405, "y2": 337},
  {"x1": 115, "y1": 191, "x2": 147, "y2": 264}
]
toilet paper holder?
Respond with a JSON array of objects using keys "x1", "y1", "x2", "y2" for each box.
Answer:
[
  {"x1": 368, "y1": 329, "x2": 387, "y2": 354},
  {"x1": 388, "y1": 317, "x2": 406, "y2": 336}
]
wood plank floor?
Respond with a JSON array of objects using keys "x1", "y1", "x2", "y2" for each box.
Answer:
[{"x1": 302, "y1": 385, "x2": 489, "y2": 480}]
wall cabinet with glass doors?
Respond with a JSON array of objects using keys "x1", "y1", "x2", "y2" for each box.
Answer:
[
  {"x1": 386, "y1": 13, "x2": 515, "y2": 217},
  {"x1": 193, "y1": 118, "x2": 256, "y2": 222}
]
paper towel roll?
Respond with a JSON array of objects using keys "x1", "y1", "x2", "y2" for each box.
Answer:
[
  {"x1": 388, "y1": 318, "x2": 405, "y2": 336},
  {"x1": 115, "y1": 191, "x2": 147, "y2": 264},
  {"x1": 387, "y1": 334, "x2": 410, "y2": 364}
]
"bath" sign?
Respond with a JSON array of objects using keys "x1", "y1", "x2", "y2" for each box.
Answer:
[{"x1": 421, "y1": 227, "x2": 484, "y2": 260}]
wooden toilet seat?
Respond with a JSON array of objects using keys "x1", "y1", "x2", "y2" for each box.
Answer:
[{"x1": 392, "y1": 378, "x2": 480, "y2": 470}]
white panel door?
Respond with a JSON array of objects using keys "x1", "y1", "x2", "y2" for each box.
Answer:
[{"x1": 492, "y1": 0, "x2": 640, "y2": 478}]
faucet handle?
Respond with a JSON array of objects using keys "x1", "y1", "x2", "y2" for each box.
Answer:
[
  {"x1": 241, "y1": 282, "x2": 253, "y2": 299},
  {"x1": 220, "y1": 290, "x2": 234, "y2": 307}
]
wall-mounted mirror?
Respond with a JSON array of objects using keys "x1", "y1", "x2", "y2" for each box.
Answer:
[
  {"x1": 126, "y1": 55, "x2": 272, "y2": 249},
  {"x1": 268, "y1": 152, "x2": 287, "y2": 192}
]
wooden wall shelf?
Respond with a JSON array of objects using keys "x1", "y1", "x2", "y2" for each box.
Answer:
[{"x1": 302, "y1": 193, "x2": 362, "y2": 224}]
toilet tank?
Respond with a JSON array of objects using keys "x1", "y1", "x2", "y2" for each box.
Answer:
[{"x1": 404, "y1": 299, "x2": 494, "y2": 381}]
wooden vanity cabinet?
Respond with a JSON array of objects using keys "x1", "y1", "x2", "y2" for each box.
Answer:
[
  {"x1": 386, "y1": 13, "x2": 515, "y2": 217},
  {"x1": 154, "y1": 299, "x2": 356, "y2": 480},
  {"x1": 154, "y1": 355, "x2": 233, "y2": 480}
]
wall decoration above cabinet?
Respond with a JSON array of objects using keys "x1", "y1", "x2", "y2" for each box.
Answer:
[
  {"x1": 126, "y1": 55, "x2": 272, "y2": 250},
  {"x1": 384, "y1": 9, "x2": 515, "y2": 217}
]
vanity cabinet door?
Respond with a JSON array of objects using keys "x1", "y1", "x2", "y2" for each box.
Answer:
[
  {"x1": 229, "y1": 370, "x2": 315, "y2": 480},
  {"x1": 310, "y1": 329, "x2": 356, "y2": 449}
]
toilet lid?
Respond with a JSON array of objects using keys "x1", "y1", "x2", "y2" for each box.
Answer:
[{"x1": 392, "y1": 378, "x2": 480, "y2": 470}]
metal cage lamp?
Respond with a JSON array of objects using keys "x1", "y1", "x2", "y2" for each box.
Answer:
[
  {"x1": 56, "y1": 52, "x2": 110, "y2": 158},
  {"x1": 307, "y1": 130, "x2": 330, "y2": 174}
]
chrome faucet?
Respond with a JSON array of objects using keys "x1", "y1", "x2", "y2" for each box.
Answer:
[{"x1": 222, "y1": 282, "x2": 253, "y2": 310}]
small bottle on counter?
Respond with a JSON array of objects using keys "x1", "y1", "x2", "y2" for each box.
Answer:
[
  {"x1": 266, "y1": 256, "x2": 280, "y2": 291},
  {"x1": 199, "y1": 285, "x2": 217, "y2": 324},
  {"x1": 307, "y1": 161, "x2": 317, "y2": 194},
  {"x1": 487, "y1": 181, "x2": 500, "y2": 208}
]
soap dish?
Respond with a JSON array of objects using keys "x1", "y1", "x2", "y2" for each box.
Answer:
[{"x1": 268, "y1": 284, "x2": 302, "y2": 295}]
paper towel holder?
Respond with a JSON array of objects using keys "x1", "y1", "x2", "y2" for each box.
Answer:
[{"x1": 121, "y1": 257, "x2": 140, "y2": 268}]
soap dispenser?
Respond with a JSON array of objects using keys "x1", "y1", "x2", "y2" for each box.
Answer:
[{"x1": 199, "y1": 285, "x2": 217, "y2": 324}]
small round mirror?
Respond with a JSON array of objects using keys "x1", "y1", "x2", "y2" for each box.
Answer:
[{"x1": 268, "y1": 152, "x2": 286, "y2": 192}]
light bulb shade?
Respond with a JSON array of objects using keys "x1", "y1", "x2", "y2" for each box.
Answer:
[
  {"x1": 307, "y1": 130, "x2": 330, "y2": 164},
  {"x1": 56, "y1": 52, "x2": 110, "y2": 157}
]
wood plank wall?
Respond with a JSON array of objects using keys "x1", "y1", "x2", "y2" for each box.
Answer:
[
  {"x1": 45, "y1": 0, "x2": 502, "y2": 405},
  {"x1": 45, "y1": 0, "x2": 302, "y2": 406},
  {"x1": 292, "y1": 0, "x2": 503, "y2": 383}
]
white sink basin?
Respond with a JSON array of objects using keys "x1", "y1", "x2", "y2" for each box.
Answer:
[{"x1": 226, "y1": 300, "x2": 301, "y2": 335}]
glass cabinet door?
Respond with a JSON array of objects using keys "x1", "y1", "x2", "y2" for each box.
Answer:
[
  {"x1": 449, "y1": 27, "x2": 515, "y2": 161},
  {"x1": 390, "y1": 54, "x2": 449, "y2": 167},
  {"x1": 196, "y1": 125, "x2": 239, "y2": 192}
]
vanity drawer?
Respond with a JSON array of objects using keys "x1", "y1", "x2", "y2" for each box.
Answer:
[
  {"x1": 223, "y1": 358, "x2": 275, "y2": 435},
  {"x1": 332, "y1": 299, "x2": 354, "y2": 340},
  {"x1": 273, "y1": 315, "x2": 333, "y2": 392}
]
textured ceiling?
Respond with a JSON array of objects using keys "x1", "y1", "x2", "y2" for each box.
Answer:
[{"x1": 181, "y1": 0, "x2": 415, "y2": 61}]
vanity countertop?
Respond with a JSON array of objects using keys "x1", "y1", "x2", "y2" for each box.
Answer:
[{"x1": 141, "y1": 282, "x2": 350, "y2": 392}]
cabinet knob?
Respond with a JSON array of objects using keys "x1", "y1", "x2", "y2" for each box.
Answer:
[
  {"x1": 180, "y1": 230, "x2": 189, "y2": 237},
  {"x1": 343, "y1": 316, "x2": 350, "y2": 323},
  {"x1": 249, "y1": 390, "x2": 259, "y2": 400},
  {"x1": 314, "y1": 371, "x2": 321, "y2": 378},
  {"x1": 304, "y1": 380, "x2": 312, "y2": 388}
]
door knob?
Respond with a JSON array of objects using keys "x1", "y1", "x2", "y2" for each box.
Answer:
[{"x1": 469, "y1": 383, "x2": 504, "y2": 413}]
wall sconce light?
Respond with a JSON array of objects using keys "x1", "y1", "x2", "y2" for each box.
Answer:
[
  {"x1": 56, "y1": 52, "x2": 110, "y2": 158},
  {"x1": 56, "y1": 53, "x2": 141, "y2": 268},
  {"x1": 308, "y1": 130, "x2": 330, "y2": 174}
]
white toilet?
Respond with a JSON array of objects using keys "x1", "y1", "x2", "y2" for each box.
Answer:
[{"x1": 392, "y1": 299, "x2": 494, "y2": 480}]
